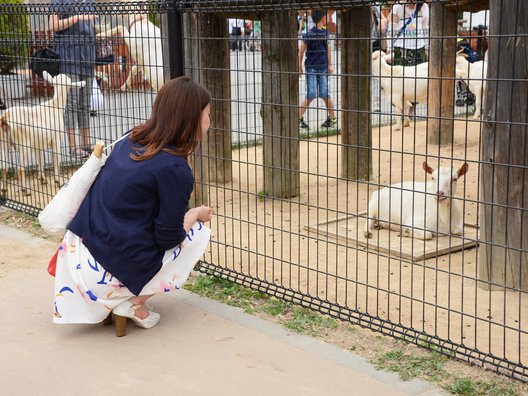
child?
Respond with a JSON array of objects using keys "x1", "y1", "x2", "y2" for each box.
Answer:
[{"x1": 298, "y1": 9, "x2": 336, "y2": 129}]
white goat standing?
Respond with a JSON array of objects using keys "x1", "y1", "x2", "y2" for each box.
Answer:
[
  {"x1": 0, "y1": 72, "x2": 85, "y2": 195},
  {"x1": 455, "y1": 54, "x2": 488, "y2": 119},
  {"x1": 98, "y1": 16, "x2": 164, "y2": 92},
  {"x1": 372, "y1": 50, "x2": 429, "y2": 131},
  {"x1": 364, "y1": 161, "x2": 469, "y2": 240}
]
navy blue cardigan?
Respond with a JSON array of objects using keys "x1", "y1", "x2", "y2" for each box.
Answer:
[{"x1": 68, "y1": 137, "x2": 193, "y2": 295}]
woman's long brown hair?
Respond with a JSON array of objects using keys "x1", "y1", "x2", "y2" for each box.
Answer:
[{"x1": 130, "y1": 77, "x2": 211, "y2": 161}]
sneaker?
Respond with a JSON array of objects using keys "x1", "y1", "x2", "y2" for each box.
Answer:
[
  {"x1": 320, "y1": 117, "x2": 337, "y2": 128},
  {"x1": 299, "y1": 118, "x2": 309, "y2": 129}
]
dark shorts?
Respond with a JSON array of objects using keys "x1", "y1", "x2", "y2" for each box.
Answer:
[{"x1": 392, "y1": 47, "x2": 427, "y2": 66}]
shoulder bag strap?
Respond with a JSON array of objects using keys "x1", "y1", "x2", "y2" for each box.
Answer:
[{"x1": 395, "y1": 8, "x2": 418, "y2": 38}]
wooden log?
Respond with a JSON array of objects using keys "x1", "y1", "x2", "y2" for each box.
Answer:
[
  {"x1": 479, "y1": 0, "x2": 528, "y2": 292},
  {"x1": 427, "y1": 3, "x2": 457, "y2": 145},
  {"x1": 261, "y1": 10, "x2": 300, "y2": 198},
  {"x1": 340, "y1": 7, "x2": 371, "y2": 180},
  {"x1": 198, "y1": 14, "x2": 232, "y2": 185}
]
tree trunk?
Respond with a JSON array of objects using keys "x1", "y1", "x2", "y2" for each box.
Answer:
[
  {"x1": 341, "y1": 7, "x2": 371, "y2": 180},
  {"x1": 427, "y1": 3, "x2": 457, "y2": 145},
  {"x1": 261, "y1": 11, "x2": 299, "y2": 198},
  {"x1": 479, "y1": 0, "x2": 528, "y2": 291}
]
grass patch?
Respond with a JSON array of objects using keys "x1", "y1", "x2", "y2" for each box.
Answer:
[
  {"x1": 257, "y1": 190, "x2": 269, "y2": 202},
  {"x1": 0, "y1": 207, "x2": 58, "y2": 241},
  {"x1": 299, "y1": 127, "x2": 340, "y2": 140},
  {"x1": 372, "y1": 349, "x2": 449, "y2": 382},
  {"x1": 230, "y1": 127, "x2": 340, "y2": 151},
  {"x1": 184, "y1": 274, "x2": 338, "y2": 336},
  {"x1": 446, "y1": 378, "x2": 518, "y2": 396}
]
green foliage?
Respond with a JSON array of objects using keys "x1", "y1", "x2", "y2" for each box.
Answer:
[
  {"x1": 184, "y1": 274, "x2": 338, "y2": 336},
  {"x1": 373, "y1": 349, "x2": 449, "y2": 382},
  {"x1": 0, "y1": 0, "x2": 31, "y2": 74}
]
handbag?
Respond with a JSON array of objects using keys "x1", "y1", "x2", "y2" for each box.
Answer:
[
  {"x1": 29, "y1": 48, "x2": 61, "y2": 78},
  {"x1": 48, "y1": 248, "x2": 59, "y2": 277},
  {"x1": 39, "y1": 141, "x2": 107, "y2": 237},
  {"x1": 41, "y1": 133, "x2": 131, "y2": 276},
  {"x1": 95, "y1": 38, "x2": 115, "y2": 65}
]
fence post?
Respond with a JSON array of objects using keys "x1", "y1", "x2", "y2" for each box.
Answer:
[
  {"x1": 198, "y1": 14, "x2": 232, "y2": 185},
  {"x1": 261, "y1": 10, "x2": 300, "y2": 198},
  {"x1": 166, "y1": 6, "x2": 184, "y2": 78},
  {"x1": 427, "y1": 3, "x2": 456, "y2": 145},
  {"x1": 479, "y1": 0, "x2": 528, "y2": 292},
  {"x1": 341, "y1": 7, "x2": 372, "y2": 181}
]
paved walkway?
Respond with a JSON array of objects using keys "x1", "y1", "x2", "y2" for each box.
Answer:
[{"x1": 0, "y1": 223, "x2": 446, "y2": 396}]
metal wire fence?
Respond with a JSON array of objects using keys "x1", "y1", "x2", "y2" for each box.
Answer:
[{"x1": 0, "y1": 0, "x2": 526, "y2": 382}]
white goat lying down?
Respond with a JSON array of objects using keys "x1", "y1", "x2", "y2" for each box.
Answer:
[
  {"x1": 364, "y1": 161, "x2": 469, "y2": 240},
  {"x1": 371, "y1": 50, "x2": 429, "y2": 131},
  {"x1": 0, "y1": 72, "x2": 85, "y2": 195},
  {"x1": 455, "y1": 54, "x2": 488, "y2": 119},
  {"x1": 98, "y1": 15, "x2": 164, "y2": 92}
]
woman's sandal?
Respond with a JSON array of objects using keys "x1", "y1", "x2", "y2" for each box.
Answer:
[{"x1": 112, "y1": 300, "x2": 161, "y2": 337}]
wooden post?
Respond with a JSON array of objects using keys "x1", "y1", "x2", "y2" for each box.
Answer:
[
  {"x1": 479, "y1": 0, "x2": 528, "y2": 292},
  {"x1": 341, "y1": 7, "x2": 371, "y2": 180},
  {"x1": 261, "y1": 10, "x2": 299, "y2": 198},
  {"x1": 198, "y1": 14, "x2": 232, "y2": 185},
  {"x1": 427, "y1": 3, "x2": 457, "y2": 145}
]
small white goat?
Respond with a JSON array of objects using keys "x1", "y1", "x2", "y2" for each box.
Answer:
[
  {"x1": 364, "y1": 161, "x2": 469, "y2": 240},
  {"x1": 98, "y1": 15, "x2": 164, "y2": 92},
  {"x1": 455, "y1": 54, "x2": 488, "y2": 119},
  {"x1": 372, "y1": 50, "x2": 429, "y2": 131},
  {"x1": 0, "y1": 72, "x2": 85, "y2": 195}
]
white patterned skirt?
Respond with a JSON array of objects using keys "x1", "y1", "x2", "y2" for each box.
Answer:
[{"x1": 53, "y1": 222, "x2": 211, "y2": 324}]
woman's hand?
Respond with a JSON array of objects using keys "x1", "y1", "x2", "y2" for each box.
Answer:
[
  {"x1": 183, "y1": 205, "x2": 214, "y2": 232},
  {"x1": 195, "y1": 205, "x2": 214, "y2": 223}
]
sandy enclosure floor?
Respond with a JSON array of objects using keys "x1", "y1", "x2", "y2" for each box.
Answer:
[
  {"x1": 204, "y1": 118, "x2": 527, "y2": 368},
  {"x1": 2, "y1": 117, "x2": 526, "y2": 369}
]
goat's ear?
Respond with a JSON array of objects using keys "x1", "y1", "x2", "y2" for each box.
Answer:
[
  {"x1": 422, "y1": 161, "x2": 433, "y2": 174},
  {"x1": 458, "y1": 162, "x2": 469, "y2": 178}
]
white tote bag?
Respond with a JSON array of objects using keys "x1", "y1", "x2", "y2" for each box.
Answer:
[{"x1": 38, "y1": 134, "x2": 129, "y2": 236}]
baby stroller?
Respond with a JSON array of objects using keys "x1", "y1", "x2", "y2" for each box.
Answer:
[{"x1": 455, "y1": 38, "x2": 477, "y2": 107}]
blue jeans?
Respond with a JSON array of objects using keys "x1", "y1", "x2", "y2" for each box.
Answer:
[{"x1": 305, "y1": 67, "x2": 330, "y2": 101}]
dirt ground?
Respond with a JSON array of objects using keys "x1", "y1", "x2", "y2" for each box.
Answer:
[
  {"x1": 204, "y1": 118, "x2": 527, "y2": 372},
  {"x1": 1, "y1": 118, "x2": 526, "y2": 374}
]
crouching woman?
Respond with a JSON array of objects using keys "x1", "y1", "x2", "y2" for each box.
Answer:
[{"x1": 53, "y1": 77, "x2": 214, "y2": 336}]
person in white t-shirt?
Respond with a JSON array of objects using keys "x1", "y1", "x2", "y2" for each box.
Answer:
[
  {"x1": 228, "y1": 18, "x2": 245, "y2": 51},
  {"x1": 390, "y1": 0, "x2": 429, "y2": 66}
]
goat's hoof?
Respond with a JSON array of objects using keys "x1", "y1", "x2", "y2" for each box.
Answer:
[
  {"x1": 364, "y1": 231, "x2": 372, "y2": 239},
  {"x1": 40, "y1": 179, "x2": 48, "y2": 185},
  {"x1": 55, "y1": 180, "x2": 64, "y2": 187},
  {"x1": 22, "y1": 190, "x2": 31, "y2": 197}
]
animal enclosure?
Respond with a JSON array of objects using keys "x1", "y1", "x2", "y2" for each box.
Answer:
[{"x1": 0, "y1": 0, "x2": 527, "y2": 381}]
